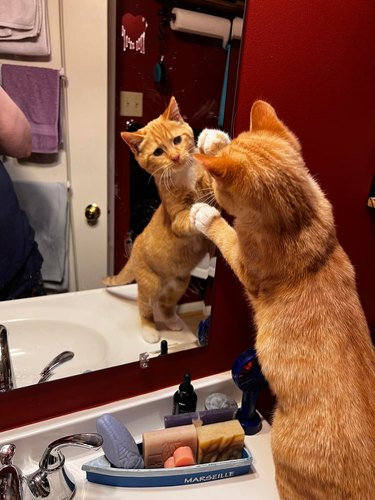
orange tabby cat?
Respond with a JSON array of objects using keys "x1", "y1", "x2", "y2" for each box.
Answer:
[
  {"x1": 190, "y1": 100, "x2": 375, "y2": 499},
  {"x1": 103, "y1": 97, "x2": 229, "y2": 343}
]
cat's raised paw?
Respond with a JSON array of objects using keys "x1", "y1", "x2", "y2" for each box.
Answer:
[
  {"x1": 197, "y1": 129, "x2": 231, "y2": 156},
  {"x1": 190, "y1": 203, "x2": 220, "y2": 234}
]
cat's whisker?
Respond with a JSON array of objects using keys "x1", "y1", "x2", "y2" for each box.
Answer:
[
  {"x1": 196, "y1": 191, "x2": 217, "y2": 206},
  {"x1": 153, "y1": 164, "x2": 167, "y2": 177},
  {"x1": 148, "y1": 164, "x2": 166, "y2": 184},
  {"x1": 160, "y1": 169, "x2": 171, "y2": 194}
]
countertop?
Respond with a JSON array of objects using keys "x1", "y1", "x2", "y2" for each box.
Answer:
[{"x1": 0, "y1": 371, "x2": 279, "y2": 499}]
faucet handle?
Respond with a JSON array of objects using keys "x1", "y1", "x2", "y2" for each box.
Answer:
[
  {"x1": 39, "y1": 433, "x2": 103, "y2": 470},
  {"x1": 0, "y1": 444, "x2": 16, "y2": 465},
  {"x1": 0, "y1": 444, "x2": 23, "y2": 500},
  {"x1": 26, "y1": 433, "x2": 103, "y2": 499}
]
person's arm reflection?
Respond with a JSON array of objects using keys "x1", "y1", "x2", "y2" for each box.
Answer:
[{"x1": 0, "y1": 87, "x2": 45, "y2": 300}]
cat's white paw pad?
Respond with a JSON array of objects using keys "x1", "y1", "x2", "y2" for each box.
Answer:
[
  {"x1": 197, "y1": 129, "x2": 231, "y2": 156},
  {"x1": 190, "y1": 203, "x2": 220, "y2": 234}
]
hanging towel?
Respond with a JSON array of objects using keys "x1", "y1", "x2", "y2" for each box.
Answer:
[
  {"x1": 0, "y1": 0, "x2": 50, "y2": 56},
  {"x1": 0, "y1": 0, "x2": 37, "y2": 32},
  {"x1": 1, "y1": 64, "x2": 61, "y2": 154},
  {"x1": 0, "y1": 0, "x2": 38, "y2": 39},
  {"x1": 13, "y1": 181, "x2": 69, "y2": 291}
]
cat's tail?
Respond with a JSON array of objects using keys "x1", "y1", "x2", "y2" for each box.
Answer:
[{"x1": 102, "y1": 256, "x2": 135, "y2": 286}]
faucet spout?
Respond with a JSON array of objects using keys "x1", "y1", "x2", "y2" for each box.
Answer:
[{"x1": 0, "y1": 325, "x2": 16, "y2": 392}]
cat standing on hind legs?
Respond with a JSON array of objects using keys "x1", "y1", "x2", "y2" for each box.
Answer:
[
  {"x1": 190, "y1": 100, "x2": 375, "y2": 499},
  {"x1": 103, "y1": 96, "x2": 230, "y2": 343}
]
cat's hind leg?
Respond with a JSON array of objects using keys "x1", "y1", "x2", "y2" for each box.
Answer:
[
  {"x1": 157, "y1": 276, "x2": 190, "y2": 331},
  {"x1": 137, "y1": 296, "x2": 160, "y2": 344},
  {"x1": 136, "y1": 273, "x2": 162, "y2": 344}
]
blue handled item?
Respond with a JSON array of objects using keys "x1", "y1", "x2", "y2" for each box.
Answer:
[{"x1": 231, "y1": 348, "x2": 268, "y2": 435}]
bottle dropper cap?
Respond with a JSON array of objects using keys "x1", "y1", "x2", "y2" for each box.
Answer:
[{"x1": 179, "y1": 373, "x2": 194, "y2": 394}]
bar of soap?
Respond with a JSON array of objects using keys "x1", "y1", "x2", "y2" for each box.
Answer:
[
  {"x1": 173, "y1": 446, "x2": 196, "y2": 467},
  {"x1": 96, "y1": 414, "x2": 144, "y2": 469},
  {"x1": 196, "y1": 419, "x2": 245, "y2": 464},
  {"x1": 164, "y1": 456, "x2": 176, "y2": 468},
  {"x1": 164, "y1": 407, "x2": 237, "y2": 428},
  {"x1": 143, "y1": 424, "x2": 197, "y2": 468}
]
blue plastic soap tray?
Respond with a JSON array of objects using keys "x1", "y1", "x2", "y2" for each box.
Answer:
[{"x1": 82, "y1": 446, "x2": 253, "y2": 488}]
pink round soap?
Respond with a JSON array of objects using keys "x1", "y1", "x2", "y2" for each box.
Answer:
[{"x1": 173, "y1": 446, "x2": 196, "y2": 467}]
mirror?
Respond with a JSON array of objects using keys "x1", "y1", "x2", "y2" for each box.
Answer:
[
  {"x1": 111, "y1": 0, "x2": 245, "y2": 352},
  {"x1": 0, "y1": 0, "x2": 248, "y2": 430}
]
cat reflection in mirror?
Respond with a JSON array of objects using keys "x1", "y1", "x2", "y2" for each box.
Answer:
[
  {"x1": 103, "y1": 97, "x2": 229, "y2": 343},
  {"x1": 190, "y1": 100, "x2": 375, "y2": 499}
]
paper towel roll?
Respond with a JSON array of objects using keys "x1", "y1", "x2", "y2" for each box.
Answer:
[
  {"x1": 170, "y1": 7, "x2": 231, "y2": 48},
  {"x1": 231, "y1": 17, "x2": 243, "y2": 40}
]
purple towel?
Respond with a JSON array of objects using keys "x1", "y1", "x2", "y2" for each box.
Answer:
[{"x1": 1, "y1": 64, "x2": 60, "y2": 154}]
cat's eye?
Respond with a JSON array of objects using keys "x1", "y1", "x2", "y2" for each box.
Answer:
[
  {"x1": 173, "y1": 136, "x2": 182, "y2": 145},
  {"x1": 153, "y1": 147, "x2": 164, "y2": 156}
]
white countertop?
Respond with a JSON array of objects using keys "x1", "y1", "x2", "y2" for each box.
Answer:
[{"x1": 0, "y1": 371, "x2": 279, "y2": 499}]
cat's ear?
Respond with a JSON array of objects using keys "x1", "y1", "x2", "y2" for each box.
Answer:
[
  {"x1": 250, "y1": 100, "x2": 284, "y2": 134},
  {"x1": 250, "y1": 100, "x2": 301, "y2": 150},
  {"x1": 194, "y1": 153, "x2": 228, "y2": 178},
  {"x1": 163, "y1": 96, "x2": 183, "y2": 122},
  {"x1": 121, "y1": 131, "x2": 145, "y2": 155}
]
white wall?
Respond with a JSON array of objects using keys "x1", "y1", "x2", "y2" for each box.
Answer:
[{"x1": 0, "y1": 0, "x2": 110, "y2": 292}]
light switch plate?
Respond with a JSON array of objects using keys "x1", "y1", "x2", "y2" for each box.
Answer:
[{"x1": 120, "y1": 91, "x2": 143, "y2": 117}]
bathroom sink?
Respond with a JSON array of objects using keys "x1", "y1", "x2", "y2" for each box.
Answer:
[
  {"x1": 0, "y1": 285, "x2": 201, "y2": 388},
  {"x1": 0, "y1": 371, "x2": 279, "y2": 499}
]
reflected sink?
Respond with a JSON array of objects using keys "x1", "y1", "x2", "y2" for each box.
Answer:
[{"x1": 0, "y1": 285, "x2": 202, "y2": 388}]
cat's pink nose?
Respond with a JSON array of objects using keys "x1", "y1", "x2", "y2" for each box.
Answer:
[{"x1": 171, "y1": 153, "x2": 180, "y2": 162}]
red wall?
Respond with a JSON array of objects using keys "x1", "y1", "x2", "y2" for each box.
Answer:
[{"x1": 230, "y1": 0, "x2": 375, "y2": 338}]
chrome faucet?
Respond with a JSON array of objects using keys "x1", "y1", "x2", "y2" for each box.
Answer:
[
  {"x1": 0, "y1": 325, "x2": 16, "y2": 392},
  {"x1": 0, "y1": 444, "x2": 22, "y2": 500},
  {"x1": 0, "y1": 433, "x2": 103, "y2": 500}
]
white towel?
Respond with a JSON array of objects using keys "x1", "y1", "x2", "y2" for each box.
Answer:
[
  {"x1": 0, "y1": 0, "x2": 40, "y2": 41},
  {"x1": 13, "y1": 181, "x2": 69, "y2": 291},
  {"x1": 0, "y1": 0, "x2": 37, "y2": 31},
  {"x1": 0, "y1": 0, "x2": 50, "y2": 56}
]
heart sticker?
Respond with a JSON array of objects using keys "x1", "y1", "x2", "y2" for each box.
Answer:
[{"x1": 121, "y1": 13, "x2": 148, "y2": 54}]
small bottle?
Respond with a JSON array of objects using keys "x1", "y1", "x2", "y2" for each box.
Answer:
[{"x1": 173, "y1": 373, "x2": 197, "y2": 415}]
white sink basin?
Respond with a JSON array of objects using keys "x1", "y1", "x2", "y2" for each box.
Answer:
[{"x1": 0, "y1": 285, "x2": 200, "y2": 387}]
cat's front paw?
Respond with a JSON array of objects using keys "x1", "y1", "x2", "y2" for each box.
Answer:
[
  {"x1": 190, "y1": 202, "x2": 220, "y2": 234},
  {"x1": 197, "y1": 129, "x2": 231, "y2": 156}
]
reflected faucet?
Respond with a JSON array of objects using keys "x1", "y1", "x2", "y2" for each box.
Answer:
[{"x1": 0, "y1": 325, "x2": 16, "y2": 392}]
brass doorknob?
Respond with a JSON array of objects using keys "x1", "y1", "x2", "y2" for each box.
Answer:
[{"x1": 85, "y1": 204, "x2": 101, "y2": 225}]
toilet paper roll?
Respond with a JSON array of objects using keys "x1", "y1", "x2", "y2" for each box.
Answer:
[
  {"x1": 170, "y1": 7, "x2": 231, "y2": 48},
  {"x1": 231, "y1": 17, "x2": 243, "y2": 40}
]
